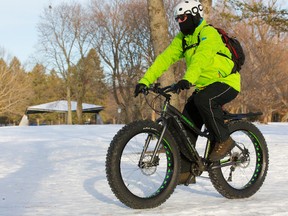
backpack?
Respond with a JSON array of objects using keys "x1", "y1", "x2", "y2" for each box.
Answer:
[{"x1": 182, "y1": 25, "x2": 245, "y2": 74}]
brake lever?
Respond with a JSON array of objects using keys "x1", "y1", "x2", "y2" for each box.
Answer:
[
  {"x1": 170, "y1": 83, "x2": 181, "y2": 94},
  {"x1": 151, "y1": 83, "x2": 161, "y2": 93},
  {"x1": 142, "y1": 87, "x2": 149, "y2": 95}
]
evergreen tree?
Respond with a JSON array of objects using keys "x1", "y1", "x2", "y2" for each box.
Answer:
[{"x1": 72, "y1": 48, "x2": 107, "y2": 124}]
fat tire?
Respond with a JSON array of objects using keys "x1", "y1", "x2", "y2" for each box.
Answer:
[
  {"x1": 106, "y1": 120, "x2": 181, "y2": 209},
  {"x1": 208, "y1": 120, "x2": 269, "y2": 199}
]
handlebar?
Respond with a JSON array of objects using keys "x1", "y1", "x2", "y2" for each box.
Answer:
[
  {"x1": 139, "y1": 83, "x2": 195, "y2": 101},
  {"x1": 145, "y1": 83, "x2": 178, "y2": 100},
  {"x1": 140, "y1": 83, "x2": 194, "y2": 113}
]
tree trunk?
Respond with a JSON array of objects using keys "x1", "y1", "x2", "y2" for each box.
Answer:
[
  {"x1": 147, "y1": 0, "x2": 178, "y2": 118},
  {"x1": 147, "y1": 0, "x2": 169, "y2": 57},
  {"x1": 200, "y1": 0, "x2": 212, "y2": 19},
  {"x1": 66, "y1": 87, "x2": 73, "y2": 125},
  {"x1": 76, "y1": 98, "x2": 83, "y2": 124},
  {"x1": 281, "y1": 112, "x2": 288, "y2": 122}
]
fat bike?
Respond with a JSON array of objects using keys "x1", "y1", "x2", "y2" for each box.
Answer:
[{"x1": 106, "y1": 84, "x2": 269, "y2": 209}]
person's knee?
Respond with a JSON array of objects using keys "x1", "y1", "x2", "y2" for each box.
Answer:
[{"x1": 194, "y1": 93, "x2": 209, "y2": 110}]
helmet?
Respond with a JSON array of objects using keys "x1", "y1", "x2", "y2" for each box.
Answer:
[{"x1": 174, "y1": 0, "x2": 204, "y2": 18}]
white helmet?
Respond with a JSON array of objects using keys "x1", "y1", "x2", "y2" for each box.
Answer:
[{"x1": 174, "y1": 0, "x2": 204, "y2": 18}]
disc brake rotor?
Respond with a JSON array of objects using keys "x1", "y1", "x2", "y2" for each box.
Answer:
[{"x1": 140, "y1": 155, "x2": 159, "y2": 176}]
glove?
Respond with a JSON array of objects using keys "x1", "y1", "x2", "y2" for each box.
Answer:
[
  {"x1": 134, "y1": 83, "x2": 147, "y2": 97},
  {"x1": 173, "y1": 80, "x2": 191, "y2": 93}
]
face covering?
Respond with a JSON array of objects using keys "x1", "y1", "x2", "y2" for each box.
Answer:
[{"x1": 179, "y1": 14, "x2": 201, "y2": 35}]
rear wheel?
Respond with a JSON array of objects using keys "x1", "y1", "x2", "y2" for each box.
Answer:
[
  {"x1": 106, "y1": 120, "x2": 180, "y2": 209},
  {"x1": 209, "y1": 120, "x2": 269, "y2": 198}
]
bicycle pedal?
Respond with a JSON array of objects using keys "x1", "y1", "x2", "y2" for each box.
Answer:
[{"x1": 184, "y1": 174, "x2": 196, "y2": 186}]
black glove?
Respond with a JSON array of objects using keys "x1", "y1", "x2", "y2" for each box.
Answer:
[
  {"x1": 134, "y1": 83, "x2": 147, "y2": 97},
  {"x1": 173, "y1": 80, "x2": 191, "y2": 93}
]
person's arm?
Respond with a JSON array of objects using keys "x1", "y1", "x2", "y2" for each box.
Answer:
[{"x1": 139, "y1": 34, "x2": 184, "y2": 86}]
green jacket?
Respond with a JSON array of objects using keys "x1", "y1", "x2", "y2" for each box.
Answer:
[{"x1": 139, "y1": 19, "x2": 241, "y2": 92}]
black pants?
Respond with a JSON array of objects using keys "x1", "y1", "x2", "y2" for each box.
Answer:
[{"x1": 182, "y1": 82, "x2": 238, "y2": 144}]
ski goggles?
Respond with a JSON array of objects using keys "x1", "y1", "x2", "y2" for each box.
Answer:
[{"x1": 175, "y1": 14, "x2": 188, "y2": 23}]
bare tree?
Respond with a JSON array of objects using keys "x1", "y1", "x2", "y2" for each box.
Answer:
[
  {"x1": 90, "y1": 0, "x2": 153, "y2": 123},
  {"x1": 213, "y1": 0, "x2": 288, "y2": 122},
  {"x1": 38, "y1": 2, "x2": 92, "y2": 124}
]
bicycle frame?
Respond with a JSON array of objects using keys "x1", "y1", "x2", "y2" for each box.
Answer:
[
  {"x1": 155, "y1": 98, "x2": 210, "y2": 171},
  {"x1": 140, "y1": 84, "x2": 263, "y2": 172},
  {"x1": 139, "y1": 86, "x2": 210, "y2": 172}
]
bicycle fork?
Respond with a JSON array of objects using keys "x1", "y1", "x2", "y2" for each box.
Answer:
[
  {"x1": 138, "y1": 121, "x2": 168, "y2": 168},
  {"x1": 140, "y1": 117, "x2": 207, "y2": 173}
]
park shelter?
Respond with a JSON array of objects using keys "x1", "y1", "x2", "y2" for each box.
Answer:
[{"x1": 19, "y1": 100, "x2": 104, "y2": 126}]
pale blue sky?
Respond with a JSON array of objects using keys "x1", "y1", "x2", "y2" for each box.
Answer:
[
  {"x1": 0, "y1": 0, "x2": 52, "y2": 63},
  {"x1": 0, "y1": 0, "x2": 287, "y2": 67},
  {"x1": 0, "y1": 0, "x2": 89, "y2": 66}
]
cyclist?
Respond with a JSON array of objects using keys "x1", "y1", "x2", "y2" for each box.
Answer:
[{"x1": 134, "y1": 0, "x2": 240, "y2": 161}]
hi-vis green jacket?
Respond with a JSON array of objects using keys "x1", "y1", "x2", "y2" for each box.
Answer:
[{"x1": 139, "y1": 19, "x2": 241, "y2": 92}]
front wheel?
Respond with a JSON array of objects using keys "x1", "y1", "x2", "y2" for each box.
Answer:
[
  {"x1": 209, "y1": 120, "x2": 269, "y2": 199},
  {"x1": 106, "y1": 120, "x2": 180, "y2": 209}
]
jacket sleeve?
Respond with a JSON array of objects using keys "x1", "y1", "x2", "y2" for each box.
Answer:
[
  {"x1": 183, "y1": 26, "x2": 223, "y2": 83},
  {"x1": 139, "y1": 34, "x2": 183, "y2": 86}
]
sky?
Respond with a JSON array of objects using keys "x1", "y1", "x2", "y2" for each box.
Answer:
[
  {"x1": 0, "y1": 0, "x2": 90, "y2": 67},
  {"x1": 0, "y1": 123, "x2": 288, "y2": 215},
  {"x1": 0, "y1": 0, "x2": 287, "y2": 68}
]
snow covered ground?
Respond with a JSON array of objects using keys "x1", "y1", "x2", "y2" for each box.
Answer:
[{"x1": 0, "y1": 123, "x2": 287, "y2": 216}]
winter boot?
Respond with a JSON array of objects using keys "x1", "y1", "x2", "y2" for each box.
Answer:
[
  {"x1": 178, "y1": 153, "x2": 196, "y2": 185},
  {"x1": 178, "y1": 172, "x2": 196, "y2": 185},
  {"x1": 209, "y1": 136, "x2": 235, "y2": 161}
]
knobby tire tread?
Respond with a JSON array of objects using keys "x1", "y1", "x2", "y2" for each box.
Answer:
[
  {"x1": 208, "y1": 120, "x2": 269, "y2": 199},
  {"x1": 106, "y1": 120, "x2": 181, "y2": 209}
]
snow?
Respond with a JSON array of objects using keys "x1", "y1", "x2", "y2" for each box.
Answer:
[{"x1": 0, "y1": 123, "x2": 287, "y2": 216}]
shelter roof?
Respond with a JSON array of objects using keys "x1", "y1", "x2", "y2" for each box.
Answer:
[{"x1": 26, "y1": 100, "x2": 104, "y2": 114}]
